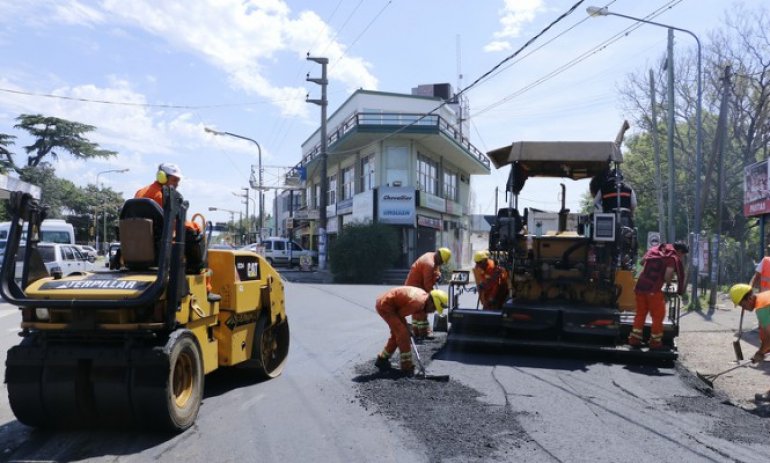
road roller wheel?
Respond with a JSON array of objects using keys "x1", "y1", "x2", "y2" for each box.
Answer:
[
  {"x1": 134, "y1": 330, "x2": 204, "y2": 432},
  {"x1": 241, "y1": 316, "x2": 289, "y2": 379}
]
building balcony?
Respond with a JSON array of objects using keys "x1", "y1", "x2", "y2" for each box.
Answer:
[{"x1": 297, "y1": 112, "x2": 491, "y2": 176}]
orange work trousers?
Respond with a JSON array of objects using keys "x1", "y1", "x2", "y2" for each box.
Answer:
[
  {"x1": 377, "y1": 306, "x2": 412, "y2": 355},
  {"x1": 634, "y1": 292, "x2": 666, "y2": 337}
]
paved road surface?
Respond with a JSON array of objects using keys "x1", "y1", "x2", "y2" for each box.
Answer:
[{"x1": 0, "y1": 282, "x2": 769, "y2": 462}]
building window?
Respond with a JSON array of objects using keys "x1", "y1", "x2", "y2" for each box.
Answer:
[
  {"x1": 328, "y1": 174, "x2": 337, "y2": 205},
  {"x1": 443, "y1": 170, "x2": 457, "y2": 201},
  {"x1": 417, "y1": 154, "x2": 438, "y2": 195},
  {"x1": 342, "y1": 165, "x2": 355, "y2": 200},
  {"x1": 361, "y1": 154, "x2": 375, "y2": 192}
]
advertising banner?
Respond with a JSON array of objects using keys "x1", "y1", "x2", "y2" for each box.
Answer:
[
  {"x1": 744, "y1": 160, "x2": 770, "y2": 217},
  {"x1": 377, "y1": 187, "x2": 415, "y2": 225}
]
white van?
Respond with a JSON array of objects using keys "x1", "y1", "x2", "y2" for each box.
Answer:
[{"x1": 0, "y1": 219, "x2": 75, "y2": 245}]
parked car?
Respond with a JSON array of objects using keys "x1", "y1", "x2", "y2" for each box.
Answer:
[
  {"x1": 242, "y1": 237, "x2": 316, "y2": 267},
  {"x1": 16, "y1": 242, "x2": 97, "y2": 278},
  {"x1": 76, "y1": 245, "x2": 98, "y2": 260}
]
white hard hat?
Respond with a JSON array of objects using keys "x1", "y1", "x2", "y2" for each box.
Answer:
[{"x1": 159, "y1": 163, "x2": 183, "y2": 180}]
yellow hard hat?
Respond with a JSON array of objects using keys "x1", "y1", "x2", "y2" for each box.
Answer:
[
  {"x1": 437, "y1": 247, "x2": 451, "y2": 265},
  {"x1": 473, "y1": 250, "x2": 490, "y2": 264},
  {"x1": 729, "y1": 284, "x2": 752, "y2": 307},
  {"x1": 430, "y1": 289, "x2": 449, "y2": 315}
]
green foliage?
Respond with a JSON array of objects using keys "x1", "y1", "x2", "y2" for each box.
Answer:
[
  {"x1": 329, "y1": 222, "x2": 399, "y2": 283},
  {"x1": 13, "y1": 114, "x2": 117, "y2": 169},
  {"x1": 0, "y1": 115, "x2": 125, "y2": 243}
]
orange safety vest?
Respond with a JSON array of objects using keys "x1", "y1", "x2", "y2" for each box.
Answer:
[{"x1": 760, "y1": 258, "x2": 770, "y2": 291}]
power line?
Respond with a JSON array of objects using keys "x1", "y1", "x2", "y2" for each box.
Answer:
[
  {"x1": 313, "y1": 0, "x2": 587, "y2": 157},
  {"x1": 472, "y1": 0, "x2": 683, "y2": 118},
  {"x1": 0, "y1": 86, "x2": 302, "y2": 109}
]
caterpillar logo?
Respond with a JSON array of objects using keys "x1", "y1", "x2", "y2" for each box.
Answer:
[
  {"x1": 40, "y1": 279, "x2": 151, "y2": 290},
  {"x1": 235, "y1": 255, "x2": 260, "y2": 281}
]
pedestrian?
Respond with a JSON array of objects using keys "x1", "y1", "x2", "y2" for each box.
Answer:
[
  {"x1": 404, "y1": 247, "x2": 451, "y2": 339},
  {"x1": 627, "y1": 241, "x2": 688, "y2": 349},
  {"x1": 728, "y1": 283, "x2": 770, "y2": 402},
  {"x1": 374, "y1": 286, "x2": 448, "y2": 375},
  {"x1": 472, "y1": 250, "x2": 509, "y2": 310}
]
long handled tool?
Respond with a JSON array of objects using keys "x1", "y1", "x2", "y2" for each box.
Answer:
[
  {"x1": 696, "y1": 360, "x2": 753, "y2": 388},
  {"x1": 733, "y1": 308, "x2": 745, "y2": 361},
  {"x1": 410, "y1": 336, "x2": 449, "y2": 382}
]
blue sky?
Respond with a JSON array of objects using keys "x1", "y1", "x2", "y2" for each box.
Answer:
[{"x1": 0, "y1": 0, "x2": 761, "y2": 223}]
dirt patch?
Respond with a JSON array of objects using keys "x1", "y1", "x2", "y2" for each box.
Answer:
[{"x1": 353, "y1": 337, "x2": 531, "y2": 462}]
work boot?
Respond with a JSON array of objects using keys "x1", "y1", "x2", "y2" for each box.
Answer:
[
  {"x1": 648, "y1": 334, "x2": 664, "y2": 350},
  {"x1": 627, "y1": 336, "x2": 642, "y2": 347},
  {"x1": 648, "y1": 339, "x2": 665, "y2": 350},
  {"x1": 374, "y1": 355, "x2": 392, "y2": 371},
  {"x1": 400, "y1": 361, "x2": 415, "y2": 377},
  {"x1": 755, "y1": 391, "x2": 770, "y2": 403}
]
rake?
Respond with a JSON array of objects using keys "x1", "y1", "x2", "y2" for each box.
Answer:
[
  {"x1": 410, "y1": 336, "x2": 450, "y2": 382},
  {"x1": 695, "y1": 360, "x2": 753, "y2": 388}
]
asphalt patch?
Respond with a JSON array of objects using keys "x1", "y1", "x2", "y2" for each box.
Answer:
[
  {"x1": 669, "y1": 363, "x2": 770, "y2": 443},
  {"x1": 353, "y1": 336, "x2": 530, "y2": 463}
]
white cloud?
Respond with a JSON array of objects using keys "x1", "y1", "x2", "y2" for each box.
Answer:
[
  {"x1": 99, "y1": 0, "x2": 378, "y2": 117},
  {"x1": 53, "y1": 0, "x2": 105, "y2": 26},
  {"x1": 485, "y1": 0, "x2": 544, "y2": 52},
  {"x1": 483, "y1": 41, "x2": 511, "y2": 53}
]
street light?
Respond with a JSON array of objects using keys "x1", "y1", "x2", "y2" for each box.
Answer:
[
  {"x1": 208, "y1": 206, "x2": 242, "y2": 245},
  {"x1": 204, "y1": 127, "x2": 263, "y2": 240},
  {"x1": 95, "y1": 168, "x2": 129, "y2": 253},
  {"x1": 587, "y1": 6, "x2": 703, "y2": 308}
]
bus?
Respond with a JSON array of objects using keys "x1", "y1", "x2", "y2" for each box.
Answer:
[{"x1": 0, "y1": 219, "x2": 76, "y2": 245}]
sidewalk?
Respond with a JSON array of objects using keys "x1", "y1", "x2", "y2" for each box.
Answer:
[
  {"x1": 278, "y1": 268, "x2": 334, "y2": 284},
  {"x1": 677, "y1": 292, "x2": 770, "y2": 416}
]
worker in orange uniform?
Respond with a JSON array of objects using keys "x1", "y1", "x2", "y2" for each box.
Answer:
[
  {"x1": 728, "y1": 284, "x2": 770, "y2": 402},
  {"x1": 404, "y1": 247, "x2": 451, "y2": 340},
  {"x1": 374, "y1": 287, "x2": 448, "y2": 375},
  {"x1": 472, "y1": 250, "x2": 509, "y2": 310},
  {"x1": 627, "y1": 242, "x2": 688, "y2": 349},
  {"x1": 135, "y1": 163, "x2": 206, "y2": 277},
  {"x1": 749, "y1": 245, "x2": 770, "y2": 346}
]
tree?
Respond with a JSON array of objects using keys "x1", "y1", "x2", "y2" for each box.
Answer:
[
  {"x1": 2, "y1": 114, "x2": 116, "y2": 174},
  {"x1": 0, "y1": 133, "x2": 15, "y2": 174},
  {"x1": 618, "y1": 4, "x2": 770, "y2": 283}
]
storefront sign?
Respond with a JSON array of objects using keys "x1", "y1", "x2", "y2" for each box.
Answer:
[
  {"x1": 352, "y1": 190, "x2": 374, "y2": 223},
  {"x1": 336, "y1": 198, "x2": 353, "y2": 215},
  {"x1": 418, "y1": 192, "x2": 446, "y2": 213},
  {"x1": 377, "y1": 187, "x2": 415, "y2": 225},
  {"x1": 293, "y1": 209, "x2": 320, "y2": 220},
  {"x1": 445, "y1": 199, "x2": 463, "y2": 216},
  {"x1": 417, "y1": 215, "x2": 442, "y2": 230}
]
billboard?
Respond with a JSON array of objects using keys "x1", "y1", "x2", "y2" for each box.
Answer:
[{"x1": 744, "y1": 160, "x2": 770, "y2": 217}]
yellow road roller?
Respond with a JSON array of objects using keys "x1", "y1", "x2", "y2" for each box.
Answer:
[{"x1": 1, "y1": 188, "x2": 289, "y2": 432}]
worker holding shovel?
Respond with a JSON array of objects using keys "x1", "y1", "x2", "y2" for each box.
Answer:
[
  {"x1": 374, "y1": 286, "x2": 448, "y2": 376},
  {"x1": 729, "y1": 284, "x2": 770, "y2": 402}
]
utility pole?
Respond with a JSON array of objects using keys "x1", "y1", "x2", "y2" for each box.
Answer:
[
  {"x1": 649, "y1": 70, "x2": 666, "y2": 241},
  {"x1": 666, "y1": 29, "x2": 676, "y2": 244},
  {"x1": 708, "y1": 65, "x2": 732, "y2": 309},
  {"x1": 307, "y1": 54, "x2": 329, "y2": 270}
]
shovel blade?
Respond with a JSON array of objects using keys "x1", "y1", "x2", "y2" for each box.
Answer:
[
  {"x1": 733, "y1": 339, "x2": 744, "y2": 361},
  {"x1": 695, "y1": 371, "x2": 715, "y2": 389}
]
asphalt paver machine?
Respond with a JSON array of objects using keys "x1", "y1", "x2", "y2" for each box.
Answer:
[{"x1": 444, "y1": 140, "x2": 680, "y2": 361}]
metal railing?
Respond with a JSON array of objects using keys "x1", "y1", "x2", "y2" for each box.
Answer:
[{"x1": 296, "y1": 111, "x2": 490, "y2": 170}]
